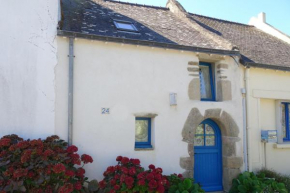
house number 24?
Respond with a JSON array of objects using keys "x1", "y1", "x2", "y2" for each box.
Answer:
[{"x1": 101, "y1": 108, "x2": 110, "y2": 114}]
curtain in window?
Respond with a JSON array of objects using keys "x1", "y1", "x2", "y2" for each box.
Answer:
[
  {"x1": 282, "y1": 103, "x2": 290, "y2": 140},
  {"x1": 199, "y1": 66, "x2": 212, "y2": 99},
  {"x1": 135, "y1": 120, "x2": 148, "y2": 142},
  {"x1": 282, "y1": 104, "x2": 286, "y2": 138}
]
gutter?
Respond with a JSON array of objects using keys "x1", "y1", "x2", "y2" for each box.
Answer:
[
  {"x1": 68, "y1": 37, "x2": 74, "y2": 146},
  {"x1": 241, "y1": 88, "x2": 248, "y2": 171},
  {"x1": 245, "y1": 62, "x2": 290, "y2": 72},
  {"x1": 57, "y1": 30, "x2": 240, "y2": 56},
  {"x1": 244, "y1": 67, "x2": 252, "y2": 172}
]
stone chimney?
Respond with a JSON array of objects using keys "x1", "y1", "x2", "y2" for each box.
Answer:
[
  {"x1": 166, "y1": 0, "x2": 234, "y2": 50},
  {"x1": 166, "y1": 0, "x2": 188, "y2": 18}
]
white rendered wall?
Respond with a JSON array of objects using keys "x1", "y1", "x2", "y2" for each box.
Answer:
[
  {"x1": 245, "y1": 68, "x2": 290, "y2": 175},
  {"x1": 0, "y1": 0, "x2": 59, "y2": 139},
  {"x1": 56, "y1": 37, "x2": 244, "y2": 180}
]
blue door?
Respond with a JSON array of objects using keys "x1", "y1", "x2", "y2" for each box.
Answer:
[{"x1": 194, "y1": 119, "x2": 223, "y2": 192}]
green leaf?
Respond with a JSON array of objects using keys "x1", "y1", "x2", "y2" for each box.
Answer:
[
  {"x1": 183, "y1": 178, "x2": 192, "y2": 190},
  {"x1": 237, "y1": 185, "x2": 248, "y2": 193}
]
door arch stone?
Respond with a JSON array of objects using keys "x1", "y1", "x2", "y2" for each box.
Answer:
[{"x1": 180, "y1": 108, "x2": 243, "y2": 191}]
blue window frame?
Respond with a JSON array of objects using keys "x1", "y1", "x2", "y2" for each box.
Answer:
[
  {"x1": 282, "y1": 103, "x2": 290, "y2": 141},
  {"x1": 135, "y1": 117, "x2": 152, "y2": 148},
  {"x1": 199, "y1": 62, "x2": 215, "y2": 101}
]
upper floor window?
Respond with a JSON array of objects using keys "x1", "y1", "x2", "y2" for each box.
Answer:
[
  {"x1": 113, "y1": 20, "x2": 138, "y2": 32},
  {"x1": 282, "y1": 102, "x2": 290, "y2": 141},
  {"x1": 199, "y1": 62, "x2": 215, "y2": 101},
  {"x1": 135, "y1": 117, "x2": 152, "y2": 148}
]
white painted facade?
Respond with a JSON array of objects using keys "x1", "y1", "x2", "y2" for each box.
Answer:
[
  {"x1": 244, "y1": 68, "x2": 290, "y2": 175},
  {"x1": 0, "y1": 0, "x2": 59, "y2": 139},
  {"x1": 55, "y1": 37, "x2": 244, "y2": 180}
]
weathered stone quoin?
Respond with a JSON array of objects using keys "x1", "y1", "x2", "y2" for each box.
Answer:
[
  {"x1": 216, "y1": 62, "x2": 232, "y2": 101},
  {"x1": 180, "y1": 108, "x2": 242, "y2": 191},
  {"x1": 187, "y1": 61, "x2": 200, "y2": 100}
]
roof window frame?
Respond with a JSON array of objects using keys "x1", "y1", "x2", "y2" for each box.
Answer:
[{"x1": 113, "y1": 19, "x2": 139, "y2": 33}]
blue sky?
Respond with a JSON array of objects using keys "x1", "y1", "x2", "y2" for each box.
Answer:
[{"x1": 117, "y1": 0, "x2": 290, "y2": 36}]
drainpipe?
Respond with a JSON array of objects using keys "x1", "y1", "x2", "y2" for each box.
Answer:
[
  {"x1": 68, "y1": 37, "x2": 74, "y2": 146},
  {"x1": 241, "y1": 88, "x2": 248, "y2": 171},
  {"x1": 245, "y1": 67, "x2": 252, "y2": 171}
]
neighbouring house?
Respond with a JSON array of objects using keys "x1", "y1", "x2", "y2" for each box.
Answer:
[
  {"x1": 0, "y1": 1, "x2": 60, "y2": 138},
  {"x1": 1, "y1": 0, "x2": 290, "y2": 192}
]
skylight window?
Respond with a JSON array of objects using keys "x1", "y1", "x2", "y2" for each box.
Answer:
[{"x1": 113, "y1": 20, "x2": 138, "y2": 32}]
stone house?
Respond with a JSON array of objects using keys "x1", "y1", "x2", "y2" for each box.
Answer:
[{"x1": 1, "y1": 0, "x2": 290, "y2": 192}]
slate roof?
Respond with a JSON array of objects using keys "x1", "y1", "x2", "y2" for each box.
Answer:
[
  {"x1": 61, "y1": 0, "x2": 227, "y2": 50},
  {"x1": 190, "y1": 13, "x2": 290, "y2": 67},
  {"x1": 60, "y1": 0, "x2": 290, "y2": 68}
]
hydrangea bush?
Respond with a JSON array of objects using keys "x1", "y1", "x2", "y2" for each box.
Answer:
[
  {"x1": 0, "y1": 134, "x2": 93, "y2": 193},
  {"x1": 99, "y1": 156, "x2": 169, "y2": 193}
]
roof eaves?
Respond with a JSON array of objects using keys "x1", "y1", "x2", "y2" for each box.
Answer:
[
  {"x1": 57, "y1": 30, "x2": 240, "y2": 56},
  {"x1": 245, "y1": 62, "x2": 290, "y2": 72}
]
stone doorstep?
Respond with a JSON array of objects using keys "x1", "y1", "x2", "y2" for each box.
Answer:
[{"x1": 207, "y1": 191, "x2": 225, "y2": 193}]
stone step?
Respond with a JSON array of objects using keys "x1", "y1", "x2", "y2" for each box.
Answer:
[{"x1": 207, "y1": 191, "x2": 224, "y2": 193}]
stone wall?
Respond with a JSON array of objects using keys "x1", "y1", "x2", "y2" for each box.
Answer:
[{"x1": 181, "y1": 108, "x2": 242, "y2": 191}]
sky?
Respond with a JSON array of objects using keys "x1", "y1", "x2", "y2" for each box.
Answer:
[{"x1": 116, "y1": 0, "x2": 290, "y2": 36}]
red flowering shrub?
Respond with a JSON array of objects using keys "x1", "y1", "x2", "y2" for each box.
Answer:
[
  {"x1": 99, "y1": 156, "x2": 169, "y2": 193},
  {"x1": 0, "y1": 134, "x2": 93, "y2": 193}
]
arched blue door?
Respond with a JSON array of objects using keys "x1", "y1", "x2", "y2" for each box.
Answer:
[{"x1": 194, "y1": 119, "x2": 223, "y2": 192}]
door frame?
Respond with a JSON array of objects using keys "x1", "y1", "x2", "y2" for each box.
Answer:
[
  {"x1": 194, "y1": 119, "x2": 223, "y2": 192},
  {"x1": 181, "y1": 108, "x2": 242, "y2": 192}
]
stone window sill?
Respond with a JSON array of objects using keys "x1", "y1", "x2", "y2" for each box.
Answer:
[
  {"x1": 273, "y1": 143, "x2": 290, "y2": 149},
  {"x1": 134, "y1": 148, "x2": 154, "y2": 151}
]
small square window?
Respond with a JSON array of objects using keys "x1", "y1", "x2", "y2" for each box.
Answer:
[
  {"x1": 199, "y1": 62, "x2": 215, "y2": 101},
  {"x1": 282, "y1": 102, "x2": 290, "y2": 141},
  {"x1": 135, "y1": 117, "x2": 152, "y2": 148},
  {"x1": 113, "y1": 20, "x2": 138, "y2": 32}
]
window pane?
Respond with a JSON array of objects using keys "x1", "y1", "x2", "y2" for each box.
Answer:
[
  {"x1": 199, "y1": 65, "x2": 212, "y2": 99},
  {"x1": 195, "y1": 124, "x2": 204, "y2": 134},
  {"x1": 135, "y1": 120, "x2": 149, "y2": 142},
  {"x1": 282, "y1": 104, "x2": 286, "y2": 138},
  {"x1": 205, "y1": 124, "x2": 214, "y2": 134},
  {"x1": 194, "y1": 135, "x2": 204, "y2": 146},
  {"x1": 206, "y1": 136, "x2": 215, "y2": 146},
  {"x1": 116, "y1": 22, "x2": 136, "y2": 31}
]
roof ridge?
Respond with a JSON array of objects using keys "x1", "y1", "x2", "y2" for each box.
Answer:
[
  {"x1": 166, "y1": 0, "x2": 234, "y2": 50},
  {"x1": 190, "y1": 12, "x2": 253, "y2": 27},
  {"x1": 103, "y1": 0, "x2": 169, "y2": 10}
]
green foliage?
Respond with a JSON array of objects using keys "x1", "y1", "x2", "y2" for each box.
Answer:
[
  {"x1": 258, "y1": 169, "x2": 290, "y2": 192},
  {"x1": 166, "y1": 174, "x2": 205, "y2": 193},
  {"x1": 230, "y1": 171, "x2": 288, "y2": 193}
]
